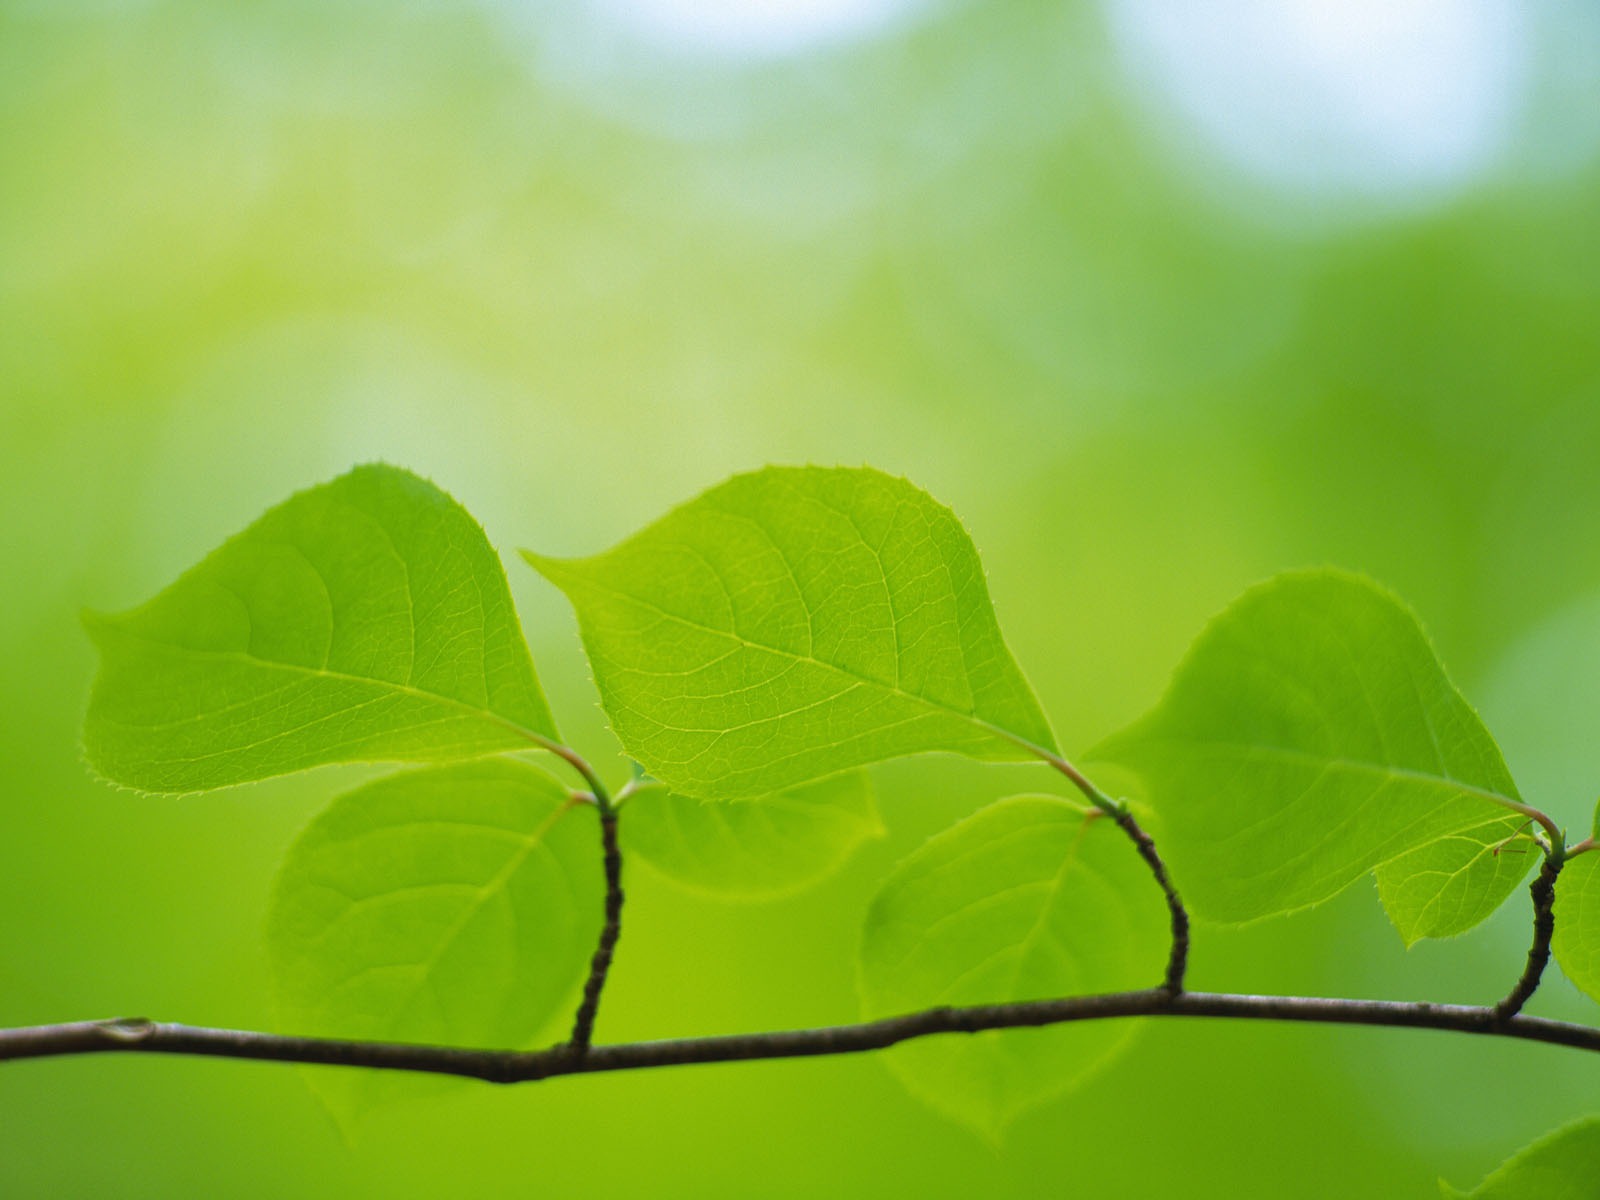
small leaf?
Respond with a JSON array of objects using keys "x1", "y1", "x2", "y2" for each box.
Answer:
[
  {"x1": 621, "y1": 772, "x2": 881, "y2": 899},
  {"x1": 1552, "y1": 845, "x2": 1600, "y2": 1004},
  {"x1": 857, "y1": 795, "x2": 1167, "y2": 1139},
  {"x1": 1092, "y1": 569, "x2": 1526, "y2": 929},
  {"x1": 267, "y1": 759, "x2": 600, "y2": 1118},
  {"x1": 84, "y1": 465, "x2": 557, "y2": 792},
  {"x1": 525, "y1": 467, "x2": 1056, "y2": 801},
  {"x1": 1443, "y1": 1115, "x2": 1600, "y2": 1198},
  {"x1": 1376, "y1": 812, "x2": 1534, "y2": 946}
]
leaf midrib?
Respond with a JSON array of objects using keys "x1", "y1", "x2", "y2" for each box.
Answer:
[
  {"x1": 1124, "y1": 736, "x2": 1518, "y2": 811},
  {"x1": 99, "y1": 626, "x2": 555, "y2": 751},
  {"x1": 372, "y1": 795, "x2": 580, "y2": 1038},
  {"x1": 1117, "y1": 735, "x2": 1528, "y2": 911},
  {"x1": 552, "y1": 570, "x2": 1054, "y2": 760},
  {"x1": 1004, "y1": 809, "x2": 1099, "y2": 1002}
]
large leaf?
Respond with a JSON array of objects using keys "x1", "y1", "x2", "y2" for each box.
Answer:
[
  {"x1": 1442, "y1": 1116, "x2": 1600, "y2": 1198},
  {"x1": 525, "y1": 467, "x2": 1056, "y2": 800},
  {"x1": 267, "y1": 759, "x2": 600, "y2": 1118},
  {"x1": 857, "y1": 795, "x2": 1167, "y2": 1139},
  {"x1": 1552, "y1": 844, "x2": 1600, "y2": 1005},
  {"x1": 84, "y1": 464, "x2": 557, "y2": 792},
  {"x1": 621, "y1": 771, "x2": 881, "y2": 899},
  {"x1": 1091, "y1": 570, "x2": 1527, "y2": 928}
]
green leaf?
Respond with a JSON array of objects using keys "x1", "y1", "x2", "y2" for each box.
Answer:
[
  {"x1": 1376, "y1": 812, "x2": 1536, "y2": 946},
  {"x1": 525, "y1": 466, "x2": 1056, "y2": 801},
  {"x1": 1553, "y1": 845, "x2": 1600, "y2": 1004},
  {"x1": 84, "y1": 464, "x2": 557, "y2": 792},
  {"x1": 621, "y1": 771, "x2": 882, "y2": 899},
  {"x1": 857, "y1": 795, "x2": 1167, "y2": 1139},
  {"x1": 1443, "y1": 1115, "x2": 1600, "y2": 1198},
  {"x1": 1092, "y1": 569, "x2": 1526, "y2": 929},
  {"x1": 266, "y1": 759, "x2": 599, "y2": 1118}
]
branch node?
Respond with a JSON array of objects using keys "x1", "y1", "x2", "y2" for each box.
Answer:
[{"x1": 98, "y1": 1018, "x2": 157, "y2": 1044}]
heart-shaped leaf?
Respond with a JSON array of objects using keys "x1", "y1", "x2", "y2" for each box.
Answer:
[
  {"x1": 1092, "y1": 569, "x2": 1527, "y2": 931},
  {"x1": 526, "y1": 467, "x2": 1056, "y2": 800},
  {"x1": 85, "y1": 464, "x2": 557, "y2": 792}
]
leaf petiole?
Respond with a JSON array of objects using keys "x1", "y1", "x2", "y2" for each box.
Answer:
[{"x1": 528, "y1": 735, "x2": 614, "y2": 814}]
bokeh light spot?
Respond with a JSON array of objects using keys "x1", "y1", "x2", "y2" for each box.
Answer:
[
  {"x1": 575, "y1": 0, "x2": 921, "y2": 60},
  {"x1": 1105, "y1": 0, "x2": 1528, "y2": 208}
]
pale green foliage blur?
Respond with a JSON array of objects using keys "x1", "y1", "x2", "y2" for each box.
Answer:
[
  {"x1": 858, "y1": 794, "x2": 1165, "y2": 1139},
  {"x1": 268, "y1": 759, "x2": 601, "y2": 1121},
  {"x1": 623, "y1": 773, "x2": 883, "y2": 899}
]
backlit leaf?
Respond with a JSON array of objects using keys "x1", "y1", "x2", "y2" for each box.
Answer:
[
  {"x1": 621, "y1": 771, "x2": 881, "y2": 899},
  {"x1": 1092, "y1": 570, "x2": 1526, "y2": 929},
  {"x1": 1376, "y1": 812, "x2": 1535, "y2": 945},
  {"x1": 84, "y1": 464, "x2": 557, "y2": 792},
  {"x1": 1442, "y1": 1115, "x2": 1600, "y2": 1198},
  {"x1": 266, "y1": 759, "x2": 599, "y2": 1117},
  {"x1": 857, "y1": 795, "x2": 1167, "y2": 1139},
  {"x1": 525, "y1": 466, "x2": 1056, "y2": 800}
]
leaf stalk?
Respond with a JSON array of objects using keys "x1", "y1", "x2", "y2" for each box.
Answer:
[
  {"x1": 1040, "y1": 752, "x2": 1189, "y2": 994},
  {"x1": 1494, "y1": 834, "x2": 1566, "y2": 1022}
]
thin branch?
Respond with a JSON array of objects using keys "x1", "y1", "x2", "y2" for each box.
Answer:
[
  {"x1": 1040, "y1": 752, "x2": 1189, "y2": 993},
  {"x1": 567, "y1": 810, "x2": 624, "y2": 1053},
  {"x1": 1495, "y1": 852, "x2": 1564, "y2": 1021},
  {"x1": 6, "y1": 990, "x2": 1600, "y2": 1083},
  {"x1": 1107, "y1": 807, "x2": 1189, "y2": 994}
]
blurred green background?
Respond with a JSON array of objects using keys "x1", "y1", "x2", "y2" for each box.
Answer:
[{"x1": 4, "y1": 1, "x2": 1600, "y2": 1195}]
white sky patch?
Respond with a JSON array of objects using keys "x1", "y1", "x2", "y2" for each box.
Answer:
[
  {"x1": 571, "y1": 0, "x2": 920, "y2": 60},
  {"x1": 1104, "y1": 0, "x2": 1530, "y2": 208}
]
